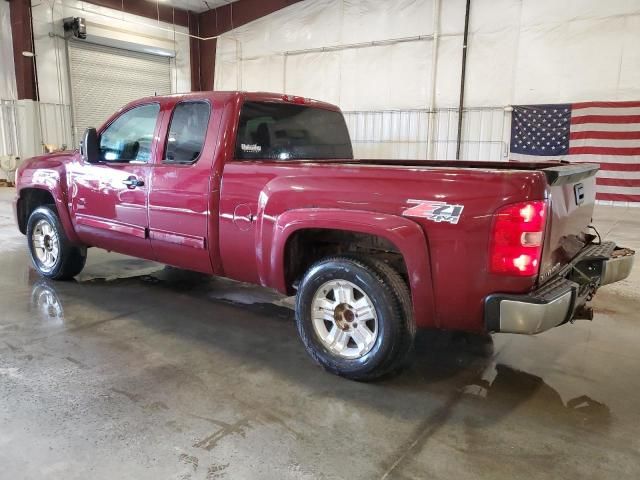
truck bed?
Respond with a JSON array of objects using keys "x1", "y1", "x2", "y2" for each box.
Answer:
[{"x1": 290, "y1": 158, "x2": 599, "y2": 186}]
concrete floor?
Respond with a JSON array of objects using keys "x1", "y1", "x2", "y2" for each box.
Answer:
[{"x1": 1, "y1": 186, "x2": 639, "y2": 480}]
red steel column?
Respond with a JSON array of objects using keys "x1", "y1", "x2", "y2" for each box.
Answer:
[{"x1": 9, "y1": 0, "x2": 38, "y2": 100}]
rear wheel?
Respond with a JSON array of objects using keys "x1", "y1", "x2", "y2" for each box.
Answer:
[
  {"x1": 295, "y1": 256, "x2": 414, "y2": 381},
  {"x1": 27, "y1": 206, "x2": 87, "y2": 280}
]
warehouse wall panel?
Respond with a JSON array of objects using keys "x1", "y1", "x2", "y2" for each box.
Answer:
[
  {"x1": 618, "y1": 15, "x2": 640, "y2": 100},
  {"x1": 215, "y1": 0, "x2": 640, "y2": 160},
  {"x1": 513, "y1": 15, "x2": 629, "y2": 104},
  {"x1": 286, "y1": 52, "x2": 341, "y2": 106}
]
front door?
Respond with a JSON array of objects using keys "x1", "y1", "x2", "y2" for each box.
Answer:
[{"x1": 69, "y1": 103, "x2": 161, "y2": 260}]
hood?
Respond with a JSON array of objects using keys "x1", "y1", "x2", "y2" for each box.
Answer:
[
  {"x1": 20, "y1": 150, "x2": 77, "y2": 169},
  {"x1": 16, "y1": 150, "x2": 77, "y2": 187},
  {"x1": 18, "y1": 150, "x2": 77, "y2": 173}
]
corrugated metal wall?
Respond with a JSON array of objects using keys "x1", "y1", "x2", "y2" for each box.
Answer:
[
  {"x1": 38, "y1": 103, "x2": 74, "y2": 151},
  {"x1": 68, "y1": 41, "x2": 172, "y2": 145},
  {"x1": 0, "y1": 100, "x2": 19, "y2": 157},
  {"x1": 1, "y1": 99, "x2": 510, "y2": 161},
  {"x1": 0, "y1": 100, "x2": 76, "y2": 158},
  {"x1": 343, "y1": 107, "x2": 508, "y2": 160}
]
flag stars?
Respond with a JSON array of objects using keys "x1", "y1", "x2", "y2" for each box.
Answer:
[{"x1": 511, "y1": 105, "x2": 571, "y2": 156}]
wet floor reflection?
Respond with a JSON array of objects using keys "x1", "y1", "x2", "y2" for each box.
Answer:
[
  {"x1": 23, "y1": 265, "x2": 613, "y2": 432},
  {"x1": 461, "y1": 364, "x2": 611, "y2": 429},
  {"x1": 411, "y1": 330, "x2": 612, "y2": 430},
  {"x1": 29, "y1": 279, "x2": 65, "y2": 325}
]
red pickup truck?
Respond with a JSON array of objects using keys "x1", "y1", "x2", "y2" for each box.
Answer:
[{"x1": 14, "y1": 91, "x2": 635, "y2": 380}]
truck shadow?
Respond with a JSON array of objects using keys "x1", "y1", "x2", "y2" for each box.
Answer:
[{"x1": 26, "y1": 265, "x2": 611, "y2": 433}]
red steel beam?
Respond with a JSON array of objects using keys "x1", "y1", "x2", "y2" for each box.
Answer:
[
  {"x1": 9, "y1": 0, "x2": 38, "y2": 100},
  {"x1": 189, "y1": 11, "x2": 202, "y2": 92},
  {"x1": 74, "y1": 0, "x2": 190, "y2": 27}
]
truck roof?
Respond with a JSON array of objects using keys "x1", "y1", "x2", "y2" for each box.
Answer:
[{"x1": 122, "y1": 91, "x2": 342, "y2": 113}]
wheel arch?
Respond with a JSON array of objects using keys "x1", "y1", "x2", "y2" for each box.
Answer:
[
  {"x1": 17, "y1": 186, "x2": 80, "y2": 244},
  {"x1": 264, "y1": 209, "x2": 436, "y2": 328},
  {"x1": 17, "y1": 188, "x2": 54, "y2": 234}
]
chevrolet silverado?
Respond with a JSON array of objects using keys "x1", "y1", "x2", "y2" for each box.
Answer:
[{"x1": 14, "y1": 91, "x2": 635, "y2": 380}]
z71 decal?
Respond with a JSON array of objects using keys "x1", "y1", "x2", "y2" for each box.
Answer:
[{"x1": 402, "y1": 200, "x2": 464, "y2": 224}]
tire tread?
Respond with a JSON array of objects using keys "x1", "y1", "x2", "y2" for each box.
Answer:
[
  {"x1": 295, "y1": 255, "x2": 415, "y2": 381},
  {"x1": 27, "y1": 205, "x2": 86, "y2": 280}
]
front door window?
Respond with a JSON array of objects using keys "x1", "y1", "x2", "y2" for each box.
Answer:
[{"x1": 99, "y1": 104, "x2": 160, "y2": 163}]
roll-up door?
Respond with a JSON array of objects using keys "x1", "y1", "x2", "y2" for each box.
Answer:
[{"x1": 68, "y1": 40, "x2": 171, "y2": 144}]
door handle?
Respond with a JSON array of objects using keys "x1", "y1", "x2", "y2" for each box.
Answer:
[{"x1": 123, "y1": 176, "x2": 144, "y2": 189}]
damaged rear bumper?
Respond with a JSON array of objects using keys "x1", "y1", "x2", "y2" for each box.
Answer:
[
  {"x1": 601, "y1": 247, "x2": 635, "y2": 286},
  {"x1": 485, "y1": 242, "x2": 635, "y2": 334}
]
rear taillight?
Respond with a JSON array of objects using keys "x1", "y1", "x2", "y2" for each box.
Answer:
[{"x1": 490, "y1": 200, "x2": 547, "y2": 277}]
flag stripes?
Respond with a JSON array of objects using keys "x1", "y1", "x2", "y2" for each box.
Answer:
[
  {"x1": 570, "y1": 131, "x2": 640, "y2": 140},
  {"x1": 510, "y1": 101, "x2": 640, "y2": 204}
]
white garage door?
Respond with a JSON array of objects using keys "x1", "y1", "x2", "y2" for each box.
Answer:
[{"x1": 68, "y1": 40, "x2": 171, "y2": 144}]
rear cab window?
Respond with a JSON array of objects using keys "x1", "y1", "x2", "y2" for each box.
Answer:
[
  {"x1": 164, "y1": 101, "x2": 211, "y2": 164},
  {"x1": 235, "y1": 101, "x2": 353, "y2": 161}
]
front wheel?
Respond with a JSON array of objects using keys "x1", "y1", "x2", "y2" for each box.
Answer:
[
  {"x1": 295, "y1": 256, "x2": 415, "y2": 381},
  {"x1": 27, "y1": 206, "x2": 87, "y2": 280}
]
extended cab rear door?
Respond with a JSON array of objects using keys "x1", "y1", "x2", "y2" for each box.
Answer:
[{"x1": 147, "y1": 97, "x2": 222, "y2": 274}]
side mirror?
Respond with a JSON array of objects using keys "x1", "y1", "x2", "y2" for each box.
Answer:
[{"x1": 80, "y1": 127, "x2": 100, "y2": 163}]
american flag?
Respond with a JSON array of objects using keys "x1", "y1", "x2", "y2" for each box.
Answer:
[{"x1": 510, "y1": 101, "x2": 640, "y2": 204}]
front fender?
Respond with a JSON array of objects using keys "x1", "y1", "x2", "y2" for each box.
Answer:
[
  {"x1": 263, "y1": 208, "x2": 436, "y2": 328},
  {"x1": 16, "y1": 157, "x2": 81, "y2": 245}
]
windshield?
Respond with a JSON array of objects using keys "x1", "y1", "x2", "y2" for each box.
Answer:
[{"x1": 235, "y1": 101, "x2": 353, "y2": 161}]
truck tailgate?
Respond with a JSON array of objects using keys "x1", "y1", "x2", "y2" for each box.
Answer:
[{"x1": 538, "y1": 164, "x2": 599, "y2": 283}]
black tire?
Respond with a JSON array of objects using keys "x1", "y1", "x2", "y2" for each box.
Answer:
[
  {"x1": 295, "y1": 256, "x2": 415, "y2": 381},
  {"x1": 27, "y1": 205, "x2": 87, "y2": 280}
]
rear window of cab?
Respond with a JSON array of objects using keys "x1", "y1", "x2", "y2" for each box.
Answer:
[{"x1": 235, "y1": 101, "x2": 353, "y2": 161}]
